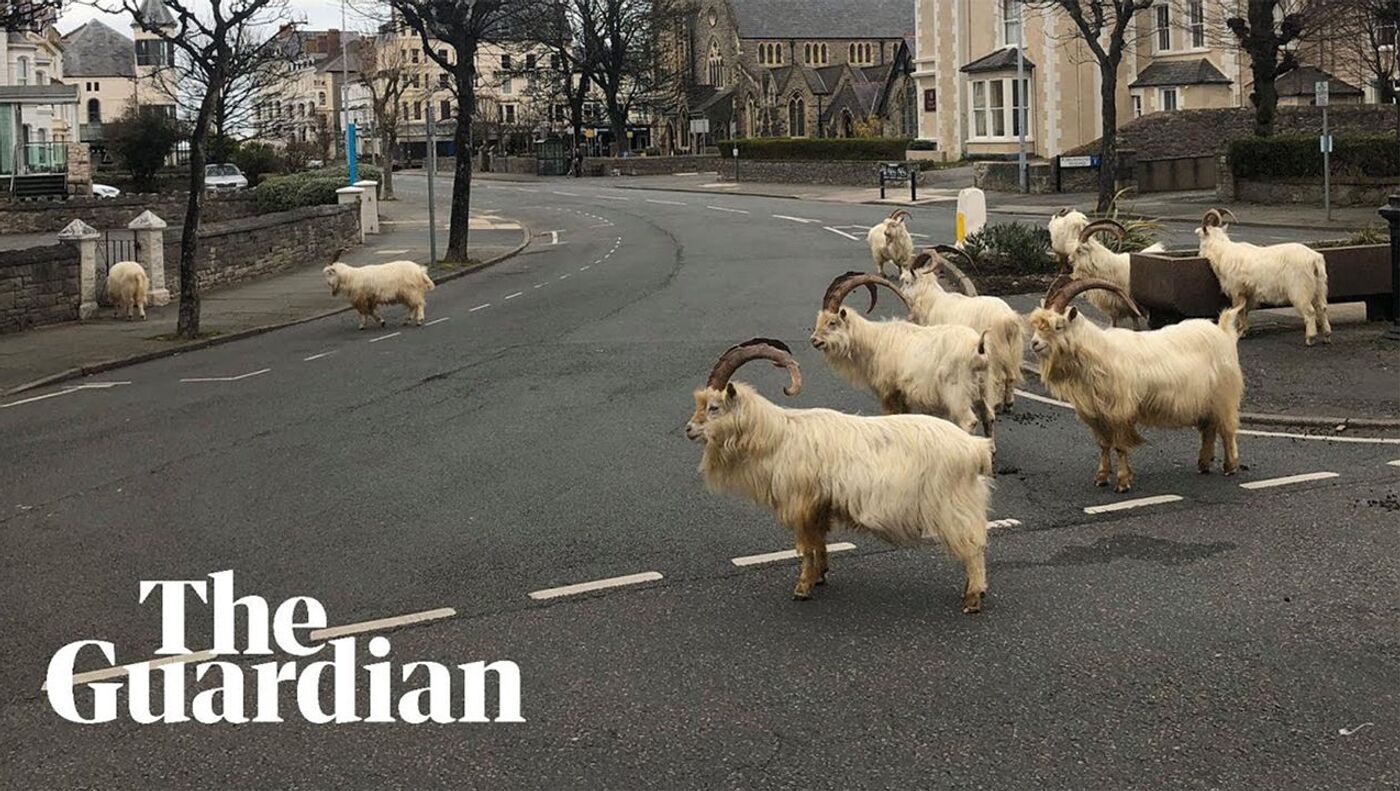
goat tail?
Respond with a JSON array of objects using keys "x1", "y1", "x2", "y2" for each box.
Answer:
[
  {"x1": 1313, "y1": 255, "x2": 1329, "y2": 306},
  {"x1": 995, "y1": 314, "x2": 1026, "y2": 385},
  {"x1": 419, "y1": 266, "x2": 437, "y2": 291},
  {"x1": 1218, "y1": 305, "x2": 1245, "y2": 340}
]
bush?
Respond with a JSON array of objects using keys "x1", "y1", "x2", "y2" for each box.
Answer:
[
  {"x1": 232, "y1": 142, "x2": 287, "y2": 186},
  {"x1": 717, "y1": 137, "x2": 913, "y2": 161},
  {"x1": 1229, "y1": 133, "x2": 1399, "y2": 180},
  {"x1": 961, "y1": 222, "x2": 1056, "y2": 275},
  {"x1": 106, "y1": 107, "x2": 184, "y2": 192},
  {"x1": 253, "y1": 164, "x2": 385, "y2": 213},
  {"x1": 907, "y1": 139, "x2": 939, "y2": 151},
  {"x1": 1090, "y1": 187, "x2": 1164, "y2": 253}
]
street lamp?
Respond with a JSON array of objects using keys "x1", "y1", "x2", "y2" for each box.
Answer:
[{"x1": 341, "y1": 0, "x2": 357, "y2": 184}]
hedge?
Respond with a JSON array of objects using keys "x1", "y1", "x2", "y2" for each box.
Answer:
[
  {"x1": 254, "y1": 164, "x2": 383, "y2": 213},
  {"x1": 718, "y1": 137, "x2": 913, "y2": 161},
  {"x1": 1229, "y1": 133, "x2": 1399, "y2": 180}
]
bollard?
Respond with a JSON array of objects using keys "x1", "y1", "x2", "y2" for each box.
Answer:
[
  {"x1": 1381, "y1": 194, "x2": 1400, "y2": 341},
  {"x1": 956, "y1": 187, "x2": 987, "y2": 245},
  {"x1": 353, "y1": 180, "x2": 381, "y2": 235},
  {"x1": 336, "y1": 186, "x2": 366, "y2": 243},
  {"x1": 127, "y1": 210, "x2": 170, "y2": 306},
  {"x1": 57, "y1": 219, "x2": 101, "y2": 319}
]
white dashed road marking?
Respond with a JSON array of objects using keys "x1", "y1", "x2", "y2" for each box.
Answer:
[
  {"x1": 1084, "y1": 495, "x2": 1184, "y2": 515},
  {"x1": 1, "y1": 381, "x2": 129, "y2": 409},
  {"x1": 598, "y1": 194, "x2": 630, "y2": 201},
  {"x1": 180, "y1": 368, "x2": 270, "y2": 383},
  {"x1": 731, "y1": 543, "x2": 857, "y2": 567},
  {"x1": 469, "y1": 303, "x2": 491, "y2": 312},
  {"x1": 303, "y1": 351, "x2": 335, "y2": 361},
  {"x1": 1240, "y1": 471, "x2": 1339, "y2": 490},
  {"x1": 559, "y1": 274, "x2": 570, "y2": 280},
  {"x1": 824, "y1": 226, "x2": 861, "y2": 240},
  {"x1": 552, "y1": 191, "x2": 579, "y2": 197},
  {"x1": 376, "y1": 249, "x2": 410, "y2": 255},
  {"x1": 707, "y1": 205, "x2": 749, "y2": 214},
  {"x1": 773, "y1": 214, "x2": 817, "y2": 224},
  {"x1": 987, "y1": 518, "x2": 1023, "y2": 530},
  {"x1": 423, "y1": 317, "x2": 450, "y2": 327},
  {"x1": 1236, "y1": 428, "x2": 1400, "y2": 445},
  {"x1": 505, "y1": 291, "x2": 523, "y2": 300},
  {"x1": 1389, "y1": 460, "x2": 1400, "y2": 466},
  {"x1": 528, "y1": 572, "x2": 664, "y2": 601},
  {"x1": 1014, "y1": 388, "x2": 1073, "y2": 408},
  {"x1": 369, "y1": 332, "x2": 401, "y2": 343},
  {"x1": 579, "y1": 265, "x2": 590, "y2": 271},
  {"x1": 42, "y1": 649, "x2": 218, "y2": 690},
  {"x1": 309, "y1": 607, "x2": 457, "y2": 642},
  {"x1": 534, "y1": 283, "x2": 547, "y2": 289},
  {"x1": 647, "y1": 199, "x2": 686, "y2": 205}
]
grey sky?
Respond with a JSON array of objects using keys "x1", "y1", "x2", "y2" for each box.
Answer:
[{"x1": 57, "y1": 0, "x2": 380, "y2": 37}]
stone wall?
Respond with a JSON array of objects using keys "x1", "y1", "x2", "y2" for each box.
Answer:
[
  {"x1": 1225, "y1": 176, "x2": 1399, "y2": 207},
  {"x1": 0, "y1": 192, "x2": 258, "y2": 235},
  {"x1": 0, "y1": 243, "x2": 80, "y2": 333},
  {"x1": 162, "y1": 203, "x2": 360, "y2": 293},
  {"x1": 717, "y1": 159, "x2": 939, "y2": 187},
  {"x1": 585, "y1": 155, "x2": 721, "y2": 177},
  {"x1": 973, "y1": 161, "x2": 1057, "y2": 194}
]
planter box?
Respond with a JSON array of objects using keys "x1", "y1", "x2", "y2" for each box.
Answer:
[
  {"x1": 1129, "y1": 243, "x2": 1394, "y2": 328},
  {"x1": 906, "y1": 149, "x2": 948, "y2": 163}
]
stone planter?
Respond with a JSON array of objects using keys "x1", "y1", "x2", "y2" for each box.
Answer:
[
  {"x1": 1129, "y1": 243, "x2": 1394, "y2": 329},
  {"x1": 906, "y1": 149, "x2": 947, "y2": 163}
]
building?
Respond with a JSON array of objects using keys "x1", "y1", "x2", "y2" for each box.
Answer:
[
  {"x1": 58, "y1": 15, "x2": 178, "y2": 149},
  {"x1": 658, "y1": 0, "x2": 917, "y2": 152},
  {"x1": 0, "y1": 4, "x2": 77, "y2": 179}
]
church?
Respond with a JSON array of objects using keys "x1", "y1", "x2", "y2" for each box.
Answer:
[{"x1": 657, "y1": 0, "x2": 917, "y2": 153}]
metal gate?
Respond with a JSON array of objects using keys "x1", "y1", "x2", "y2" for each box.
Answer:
[
  {"x1": 536, "y1": 137, "x2": 568, "y2": 176},
  {"x1": 97, "y1": 230, "x2": 137, "y2": 299}
]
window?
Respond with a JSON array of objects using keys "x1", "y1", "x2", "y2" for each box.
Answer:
[
  {"x1": 439, "y1": 48, "x2": 449, "y2": 62},
  {"x1": 971, "y1": 81, "x2": 987, "y2": 137},
  {"x1": 1011, "y1": 78, "x2": 1028, "y2": 136},
  {"x1": 440, "y1": 99, "x2": 451, "y2": 119},
  {"x1": 86, "y1": 98, "x2": 101, "y2": 124},
  {"x1": 988, "y1": 80, "x2": 1005, "y2": 136},
  {"x1": 1002, "y1": 0, "x2": 1021, "y2": 46},
  {"x1": 94, "y1": 81, "x2": 99, "y2": 91},
  {"x1": 1160, "y1": 87, "x2": 1179, "y2": 111},
  {"x1": 134, "y1": 40, "x2": 174, "y2": 66},
  {"x1": 804, "y1": 42, "x2": 812, "y2": 63},
  {"x1": 924, "y1": 88, "x2": 937, "y2": 112},
  {"x1": 1189, "y1": 0, "x2": 1205, "y2": 48},
  {"x1": 526, "y1": 54, "x2": 536, "y2": 70},
  {"x1": 707, "y1": 38, "x2": 723, "y2": 85},
  {"x1": 501, "y1": 54, "x2": 512, "y2": 70},
  {"x1": 438, "y1": 73, "x2": 449, "y2": 88},
  {"x1": 550, "y1": 53, "x2": 561, "y2": 70},
  {"x1": 35, "y1": 69, "x2": 45, "y2": 85},
  {"x1": 412, "y1": 49, "x2": 420, "y2": 64},
  {"x1": 413, "y1": 101, "x2": 422, "y2": 120},
  {"x1": 1155, "y1": 4, "x2": 1171, "y2": 51},
  {"x1": 318, "y1": 91, "x2": 326, "y2": 105},
  {"x1": 787, "y1": 95, "x2": 806, "y2": 136},
  {"x1": 16, "y1": 56, "x2": 28, "y2": 85},
  {"x1": 1132, "y1": 94, "x2": 1143, "y2": 118},
  {"x1": 500, "y1": 103, "x2": 517, "y2": 123},
  {"x1": 501, "y1": 77, "x2": 513, "y2": 94},
  {"x1": 969, "y1": 77, "x2": 1031, "y2": 140}
]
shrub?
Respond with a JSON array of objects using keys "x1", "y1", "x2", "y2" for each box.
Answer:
[
  {"x1": 1091, "y1": 187, "x2": 1164, "y2": 253},
  {"x1": 105, "y1": 107, "x2": 184, "y2": 192},
  {"x1": 1229, "y1": 133, "x2": 1399, "y2": 180},
  {"x1": 253, "y1": 164, "x2": 386, "y2": 212},
  {"x1": 907, "y1": 139, "x2": 939, "y2": 151},
  {"x1": 717, "y1": 137, "x2": 913, "y2": 161},
  {"x1": 232, "y1": 142, "x2": 287, "y2": 186},
  {"x1": 961, "y1": 222, "x2": 1056, "y2": 275}
]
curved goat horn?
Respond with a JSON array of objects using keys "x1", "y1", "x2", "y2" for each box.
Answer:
[
  {"x1": 1042, "y1": 273, "x2": 1074, "y2": 307},
  {"x1": 1202, "y1": 208, "x2": 1222, "y2": 229},
  {"x1": 823, "y1": 271, "x2": 910, "y2": 314},
  {"x1": 1078, "y1": 218, "x2": 1127, "y2": 245},
  {"x1": 1218, "y1": 208, "x2": 1238, "y2": 226},
  {"x1": 887, "y1": 209, "x2": 910, "y2": 223},
  {"x1": 910, "y1": 251, "x2": 936, "y2": 273},
  {"x1": 931, "y1": 245, "x2": 980, "y2": 296},
  {"x1": 1046, "y1": 277, "x2": 1144, "y2": 317},
  {"x1": 1053, "y1": 207, "x2": 1073, "y2": 218},
  {"x1": 706, "y1": 338, "x2": 803, "y2": 397}
]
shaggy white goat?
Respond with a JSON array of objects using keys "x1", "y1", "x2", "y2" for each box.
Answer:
[
  {"x1": 105, "y1": 261, "x2": 149, "y2": 321},
  {"x1": 899, "y1": 247, "x2": 1025, "y2": 412},
  {"x1": 1195, "y1": 208, "x2": 1331, "y2": 346},
  {"x1": 810, "y1": 271, "x2": 996, "y2": 444},
  {"x1": 1047, "y1": 210, "x2": 1164, "y2": 329},
  {"x1": 866, "y1": 209, "x2": 915, "y2": 277},
  {"x1": 323, "y1": 260, "x2": 436, "y2": 329},
  {"x1": 1028, "y1": 278, "x2": 1245, "y2": 493},
  {"x1": 687, "y1": 338, "x2": 994, "y2": 612}
]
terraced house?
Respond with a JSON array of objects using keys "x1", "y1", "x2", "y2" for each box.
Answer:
[{"x1": 659, "y1": 0, "x2": 918, "y2": 152}]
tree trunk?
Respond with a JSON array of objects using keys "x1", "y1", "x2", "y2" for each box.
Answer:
[
  {"x1": 608, "y1": 106, "x2": 627, "y2": 156},
  {"x1": 1248, "y1": 51, "x2": 1279, "y2": 136},
  {"x1": 176, "y1": 86, "x2": 219, "y2": 339},
  {"x1": 1095, "y1": 60, "x2": 1119, "y2": 214},
  {"x1": 380, "y1": 130, "x2": 396, "y2": 198},
  {"x1": 447, "y1": 67, "x2": 476, "y2": 263}
]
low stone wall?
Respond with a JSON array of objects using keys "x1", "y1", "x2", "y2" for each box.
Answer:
[
  {"x1": 1228, "y1": 176, "x2": 1399, "y2": 207},
  {"x1": 718, "y1": 159, "x2": 939, "y2": 187},
  {"x1": 0, "y1": 192, "x2": 258, "y2": 235},
  {"x1": 973, "y1": 160, "x2": 1056, "y2": 194},
  {"x1": 162, "y1": 203, "x2": 360, "y2": 293},
  {"x1": 586, "y1": 155, "x2": 721, "y2": 177},
  {"x1": 0, "y1": 243, "x2": 80, "y2": 333}
]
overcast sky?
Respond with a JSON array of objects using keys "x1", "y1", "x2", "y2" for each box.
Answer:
[{"x1": 57, "y1": 1, "x2": 379, "y2": 37}]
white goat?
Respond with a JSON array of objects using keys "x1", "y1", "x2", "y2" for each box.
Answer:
[
  {"x1": 866, "y1": 209, "x2": 915, "y2": 277},
  {"x1": 810, "y1": 271, "x2": 996, "y2": 444},
  {"x1": 1195, "y1": 208, "x2": 1331, "y2": 346},
  {"x1": 1047, "y1": 210, "x2": 1164, "y2": 329},
  {"x1": 105, "y1": 261, "x2": 149, "y2": 321},
  {"x1": 1028, "y1": 278, "x2": 1245, "y2": 493},
  {"x1": 686, "y1": 338, "x2": 994, "y2": 612},
  {"x1": 899, "y1": 247, "x2": 1025, "y2": 412},
  {"x1": 323, "y1": 260, "x2": 436, "y2": 329}
]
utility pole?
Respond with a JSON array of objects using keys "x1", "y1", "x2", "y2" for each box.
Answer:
[
  {"x1": 426, "y1": 100, "x2": 437, "y2": 266},
  {"x1": 342, "y1": 0, "x2": 357, "y2": 184},
  {"x1": 1016, "y1": 1, "x2": 1027, "y2": 193}
]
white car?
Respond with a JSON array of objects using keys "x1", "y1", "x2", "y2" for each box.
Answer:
[
  {"x1": 205, "y1": 163, "x2": 249, "y2": 192},
  {"x1": 92, "y1": 184, "x2": 120, "y2": 199}
]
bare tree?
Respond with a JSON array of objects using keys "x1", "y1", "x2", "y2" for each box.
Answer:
[
  {"x1": 385, "y1": 0, "x2": 538, "y2": 264},
  {"x1": 575, "y1": 0, "x2": 667, "y2": 156},
  {"x1": 1022, "y1": 0, "x2": 1155, "y2": 212},
  {"x1": 1337, "y1": 0, "x2": 1399, "y2": 105},
  {"x1": 517, "y1": 1, "x2": 595, "y2": 172},
  {"x1": 1225, "y1": 0, "x2": 1336, "y2": 136},
  {"x1": 0, "y1": 0, "x2": 67, "y2": 31},
  {"x1": 354, "y1": 36, "x2": 409, "y2": 198},
  {"x1": 106, "y1": 0, "x2": 289, "y2": 338}
]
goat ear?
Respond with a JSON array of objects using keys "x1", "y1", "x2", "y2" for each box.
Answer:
[
  {"x1": 725, "y1": 382, "x2": 736, "y2": 400},
  {"x1": 1066, "y1": 306, "x2": 1079, "y2": 323},
  {"x1": 838, "y1": 307, "x2": 848, "y2": 319}
]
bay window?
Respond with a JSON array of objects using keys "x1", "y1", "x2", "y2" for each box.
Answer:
[{"x1": 968, "y1": 76, "x2": 1031, "y2": 141}]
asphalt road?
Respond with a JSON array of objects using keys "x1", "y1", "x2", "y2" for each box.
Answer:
[{"x1": 2, "y1": 175, "x2": 1398, "y2": 789}]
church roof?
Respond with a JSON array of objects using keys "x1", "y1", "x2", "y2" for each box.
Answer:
[
  {"x1": 135, "y1": 0, "x2": 176, "y2": 28},
  {"x1": 60, "y1": 20, "x2": 135, "y2": 78},
  {"x1": 731, "y1": 0, "x2": 912, "y2": 40},
  {"x1": 1129, "y1": 58, "x2": 1230, "y2": 88}
]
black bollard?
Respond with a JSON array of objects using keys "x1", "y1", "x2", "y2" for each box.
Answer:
[{"x1": 1382, "y1": 194, "x2": 1400, "y2": 341}]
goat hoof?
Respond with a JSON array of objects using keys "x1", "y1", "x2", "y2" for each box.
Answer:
[
  {"x1": 815, "y1": 574, "x2": 827, "y2": 586},
  {"x1": 1094, "y1": 478, "x2": 1109, "y2": 487},
  {"x1": 962, "y1": 592, "x2": 983, "y2": 614},
  {"x1": 1323, "y1": 335, "x2": 1333, "y2": 345},
  {"x1": 792, "y1": 590, "x2": 811, "y2": 601},
  {"x1": 1224, "y1": 467, "x2": 1240, "y2": 477},
  {"x1": 1198, "y1": 465, "x2": 1212, "y2": 474},
  {"x1": 1114, "y1": 483, "x2": 1132, "y2": 493}
]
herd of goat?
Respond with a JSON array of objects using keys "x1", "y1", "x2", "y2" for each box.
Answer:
[{"x1": 687, "y1": 206, "x2": 1331, "y2": 614}]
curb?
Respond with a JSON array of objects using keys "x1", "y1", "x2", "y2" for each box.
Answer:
[
  {"x1": 1018, "y1": 360, "x2": 1400, "y2": 431},
  {"x1": 1, "y1": 227, "x2": 532, "y2": 399}
]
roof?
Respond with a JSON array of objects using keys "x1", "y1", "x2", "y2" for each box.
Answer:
[
  {"x1": 135, "y1": 0, "x2": 175, "y2": 28},
  {"x1": 60, "y1": 20, "x2": 135, "y2": 78},
  {"x1": 961, "y1": 47, "x2": 1035, "y2": 73},
  {"x1": 1129, "y1": 58, "x2": 1230, "y2": 88},
  {"x1": 731, "y1": 0, "x2": 912, "y2": 40},
  {"x1": 0, "y1": 84, "x2": 79, "y2": 104},
  {"x1": 1275, "y1": 65, "x2": 1363, "y2": 97}
]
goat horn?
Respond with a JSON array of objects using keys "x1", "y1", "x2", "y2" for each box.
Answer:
[
  {"x1": 1078, "y1": 218, "x2": 1127, "y2": 245},
  {"x1": 823, "y1": 271, "x2": 910, "y2": 314},
  {"x1": 706, "y1": 337, "x2": 803, "y2": 397},
  {"x1": 1053, "y1": 207, "x2": 1072, "y2": 218},
  {"x1": 887, "y1": 209, "x2": 910, "y2": 222},
  {"x1": 931, "y1": 245, "x2": 979, "y2": 296},
  {"x1": 910, "y1": 251, "x2": 935, "y2": 272},
  {"x1": 1042, "y1": 273, "x2": 1074, "y2": 307},
  {"x1": 1046, "y1": 277, "x2": 1144, "y2": 317},
  {"x1": 1218, "y1": 208, "x2": 1238, "y2": 225},
  {"x1": 1202, "y1": 209, "x2": 1222, "y2": 229}
]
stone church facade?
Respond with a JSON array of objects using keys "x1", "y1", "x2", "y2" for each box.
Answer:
[{"x1": 657, "y1": 0, "x2": 917, "y2": 153}]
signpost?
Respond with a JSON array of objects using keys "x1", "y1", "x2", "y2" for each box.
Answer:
[
  {"x1": 425, "y1": 103, "x2": 437, "y2": 266},
  {"x1": 1317, "y1": 79, "x2": 1331, "y2": 221},
  {"x1": 879, "y1": 162, "x2": 916, "y2": 202}
]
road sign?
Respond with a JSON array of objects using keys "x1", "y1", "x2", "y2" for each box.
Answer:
[
  {"x1": 1320, "y1": 135, "x2": 1333, "y2": 153},
  {"x1": 1059, "y1": 155, "x2": 1098, "y2": 168},
  {"x1": 1315, "y1": 80, "x2": 1330, "y2": 107},
  {"x1": 688, "y1": 118, "x2": 710, "y2": 134}
]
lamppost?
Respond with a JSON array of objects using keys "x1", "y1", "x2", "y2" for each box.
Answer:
[{"x1": 341, "y1": 0, "x2": 357, "y2": 184}]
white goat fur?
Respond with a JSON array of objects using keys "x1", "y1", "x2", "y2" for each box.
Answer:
[
  {"x1": 323, "y1": 260, "x2": 436, "y2": 329},
  {"x1": 689, "y1": 381, "x2": 993, "y2": 609},
  {"x1": 1028, "y1": 304, "x2": 1245, "y2": 492},
  {"x1": 1047, "y1": 210, "x2": 1163, "y2": 329},
  {"x1": 812, "y1": 308, "x2": 996, "y2": 443},
  {"x1": 898, "y1": 269, "x2": 1025, "y2": 411},
  {"x1": 1195, "y1": 223, "x2": 1331, "y2": 345},
  {"x1": 866, "y1": 213, "x2": 914, "y2": 276},
  {"x1": 105, "y1": 261, "x2": 149, "y2": 320}
]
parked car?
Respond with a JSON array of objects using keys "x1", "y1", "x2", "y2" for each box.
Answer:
[
  {"x1": 306, "y1": 159, "x2": 324, "y2": 169},
  {"x1": 92, "y1": 184, "x2": 120, "y2": 199},
  {"x1": 204, "y1": 163, "x2": 248, "y2": 192}
]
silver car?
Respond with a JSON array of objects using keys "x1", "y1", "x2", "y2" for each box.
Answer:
[{"x1": 205, "y1": 163, "x2": 248, "y2": 192}]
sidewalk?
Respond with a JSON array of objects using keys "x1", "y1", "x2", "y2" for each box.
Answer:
[
  {"x1": 0, "y1": 201, "x2": 528, "y2": 395},
  {"x1": 988, "y1": 189, "x2": 1389, "y2": 232}
]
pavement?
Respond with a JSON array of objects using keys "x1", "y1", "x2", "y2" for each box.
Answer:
[
  {"x1": 2, "y1": 175, "x2": 1399, "y2": 788},
  {"x1": 0, "y1": 196, "x2": 528, "y2": 394}
]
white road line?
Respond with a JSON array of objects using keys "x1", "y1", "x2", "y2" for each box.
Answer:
[
  {"x1": 303, "y1": 351, "x2": 335, "y2": 361},
  {"x1": 180, "y1": 368, "x2": 270, "y2": 384},
  {"x1": 469, "y1": 303, "x2": 491, "y2": 312},
  {"x1": 1240, "y1": 471, "x2": 1339, "y2": 490},
  {"x1": 533, "y1": 283, "x2": 547, "y2": 289},
  {"x1": 1013, "y1": 388, "x2": 1074, "y2": 408},
  {"x1": 41, "y1": 649, "x2": 219, "y2": 691},
  {"x1": 772, "y1": 214, "x2": 818, "y2": 224},
  {"x1": 516, "y1": 187, "x2": 539, "y2": 193},
  {"x1": 824, "y1": 226, "x2": 861, "y2": 240},
  {"x1": 1, "y1": 381, "x2": 131, "y2": 409},
  {"x1": 504, "y1": 291, "x2": 523, "y2": 300},
  {"x1": 1236, "y1": 428, "x2": 1400, "y2": 445},
  {"x1": 1084, "y1": 494, "x2": 1183, "y2": 515},
  {"x1": 559, "y1": 274, "x2": 570, "y2": 280},
  {"x1": 528, "y1": 571, "x2": 663, "y2": 601},
  {"x1": 674, "y1": 171, "x2": 698, "y2": 176},
  {"x1": 647, "y1": 199, "x2": 686, "y2": 205},
  {"x1": 987, "y1": 518, "x2": 1023, "y2": 530},
  {"x1": 368, "y1": 331, "x2": 401, "y2": 343},
  {"x1": 707, "y1": 205, "x2": 749, "y2": 214},
  {"x1": 310, "y1": 607, "x2": 458, "y2": 642},
  {"x1": 731, "y1": 542, "x2": 856, "y2": 567},
  {"x1": 1389, "y1": 460, "x2": 1400, "y2": 467},
  {"x1": 597, "y1": 194, "x2": 630, "y2": 201},
  {"x1": 552, "y1": 190, "x2": 579, "y2": 196},
  {"x1": 423, "y1": 317, "x2": 450, "y2": 327},
  {"x1": 579, "y1": 265, "x2": 590, "y2": 271},
  {"x1": 376, "y1": 248, "x2": 410, "y2": 255}
]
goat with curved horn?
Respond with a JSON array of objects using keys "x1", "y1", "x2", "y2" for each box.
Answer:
[
  {"x1": 1045, "y1": 277, "x2": 1144, "y2": 318},
  {"x1": 868, "y1": 209, "x2": 916, "y2": 276},
  {"x1": 931, "y1": 244, "x2": 980, "y2": 297},
  {"x1": 1077, "y1": 218, "x2": 1127, "y2": 246},
  {"x1": 1048, "y1": 208, "x2": 1160, "y2": 330},
  {"x1": 706, "y1": 337, "x2": 803, "y2": 397},
  {"x1": 823, "y1": 271, "x2": 911, "y2": 314}
]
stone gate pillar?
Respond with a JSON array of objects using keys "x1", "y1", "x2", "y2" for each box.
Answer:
[
  {"x1": 128, "y1": 210, "x2": 170, "y2": 306},
  {"x1": 57, "y1": 218, "x2": 100, "y2": 320},
  {"x1": 336, "y1": 186, "x2": 365, "y2": 243},
  {"x1": 353, "y1": 180, "x2": 380, "y2": 234}
]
